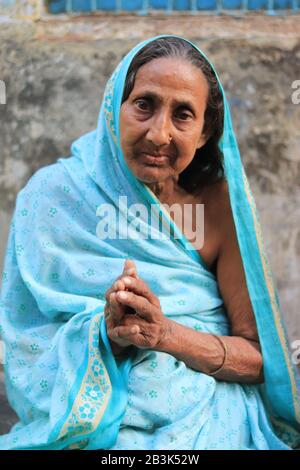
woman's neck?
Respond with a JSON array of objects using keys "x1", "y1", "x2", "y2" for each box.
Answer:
[{"x1": 146, "y1": 176, "x2": 183, "y2": 204}]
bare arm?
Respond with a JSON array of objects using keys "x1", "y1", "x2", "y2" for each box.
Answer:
[
  {"x1": 156, "y1": 182, "x2": 264, "y2": 384},
  {"x1": 155, "y1": 320, "x2": 264, "y2": 383}
]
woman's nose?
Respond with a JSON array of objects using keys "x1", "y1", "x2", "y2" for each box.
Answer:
[{"x1": 146, "y1": 112, "x2": 172, "y2": 147}]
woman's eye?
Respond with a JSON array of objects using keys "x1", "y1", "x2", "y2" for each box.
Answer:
[
  {"x1": 135, "y1": 99, "x2": 150, "y2": 111},
  {"x1": 176, "y1": 111, "x2": 192, "y2": 121}
]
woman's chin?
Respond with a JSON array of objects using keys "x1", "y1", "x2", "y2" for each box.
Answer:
[{"x1": 131, "y1": 165, "x2": 169, "y2": 184}]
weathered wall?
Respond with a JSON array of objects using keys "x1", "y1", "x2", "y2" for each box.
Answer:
[
  {"x1": 1, "y1": 15, "x2": 299, "y2": 343},
  {"x1": 0, "y1": 11, "x2": 300, "y2": 435}
]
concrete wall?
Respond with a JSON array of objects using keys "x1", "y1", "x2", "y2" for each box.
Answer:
[
  {"x1": 0, "y1": 0, "x2": 44, "y2": 19},
  {"x1": 0, "y1": 15, "x2": 299, "y2": 342}
]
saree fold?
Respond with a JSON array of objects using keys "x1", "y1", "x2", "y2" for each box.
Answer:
[
  {"x1": 0, "y1": 35, "x2": 299, "y2": 450},
  {"x1": 0, "y1": 179, "x2": 132, "y2": 450}
]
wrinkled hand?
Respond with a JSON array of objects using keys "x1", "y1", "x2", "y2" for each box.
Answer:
[
  {"x1": 104, "y1": 259, "x2": 169, "y2": 355},
  {"x1": 104, "y1": 259, "x2": 138, "y2": 354}
]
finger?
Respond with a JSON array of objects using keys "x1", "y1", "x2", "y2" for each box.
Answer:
[
  {"x1": 105, "y1": 267, "x2": 135, "y2": 302},
  {"x1": 110, "y1": 324, "x2": 156, "y2": 350},
  {"x1": 118, "y1": 276, "x2": 160, "y2": 307},
  {"x1": 109, "y1": 292, "x2": 126, "y2": 323},
  {"x1": 104, "y1": 303, "x2": 110, "y2": 318},
  {"x1": 105, "y1": 286, "x2": 114, "y2": 303},
  {"x1": 108, "y1": 324, "x2": 141, "y2": 347},
  {"x1": 120, "y1": 313, "x2": 148, "y2": 329},
  {"x1": 105, "y1": 259, "x2": 139, "y2": 303},
  {"x1": 104, "y1": 302, "x2": 118, "y2": 321},
  {"x1": 105, "y1": 276, "x2": 127, "y2": 303},
  {"x1": 123, "y1": 259, "x2": 139, "y2": 279},
  {"x1": 113, "y1": 324, "x2": 141, "y2": 338},
  {"x1": 115, "y1": 290, "x2": 153, "y2": 321},
  {"x1": 112, "y1": 279, "x2": 127, "y2": 292},
  {"x1": 105, "y1": 279, "x2": 122, "y2": 302}
]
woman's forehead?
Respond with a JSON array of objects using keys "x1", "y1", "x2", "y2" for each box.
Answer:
[
  {"x1": 129, "y1": 57, "x2": 208, "y2": 101},
  {"x1": 133, "y1": 56, "x2": 204, "y2": 78}
]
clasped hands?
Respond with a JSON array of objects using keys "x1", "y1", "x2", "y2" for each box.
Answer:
[{"x1": 104, "y1": 259, "x2": 169, "y2": 355}]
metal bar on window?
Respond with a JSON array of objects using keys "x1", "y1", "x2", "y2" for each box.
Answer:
[
  {"x1": 47, "y1": 0, "x2": 300, "y2": 15},
  {"x1": 267, "y1": 0, "x2": 275, "y2": 15},
  {"x1": 190, "y1": 0, "x2": 198, "y2": 14},
  {"x1": 115, "y1": 0, "x2": 122, "y2": 14},
  {"x1": 90, "y1": 0, "x2": 97, "y2": 11},
  {"x1": 65, "y1": 0, "x2": 72, "y2": 13},
  {"x1": 166, "y1": 0, "x2": 174, "y2": 15},
  {"x1": 291, "y1": 0, "x2": 299, "y2": 12},
  {"x1": 216, "y1": 0, "x2": 223, "y2": 15},
  {"x1": 139, "y1": 0, "x2": 149, "y2": 15},
  {"x1": 241, "y1": 0, "x2": 248, "y2": 13}
]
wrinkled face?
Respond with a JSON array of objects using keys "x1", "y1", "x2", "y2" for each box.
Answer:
[{"x1": 119, "y1": 57, "x2": 209, "y2": 185}]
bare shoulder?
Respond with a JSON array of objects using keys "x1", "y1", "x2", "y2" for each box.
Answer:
[
  {"x1": 201, "y1": 178, "x2": 233, "y2": 245},
  {"x1": 190, "y1": 179, "x2": 232, "y2": 271},
  {"x1": 203, "y1": 178, "x2": 231, "y2": 217}
]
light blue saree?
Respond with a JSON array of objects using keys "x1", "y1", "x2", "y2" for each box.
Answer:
[{"x1": 0, "y1": 35, "x2": 299, "y2": 450}]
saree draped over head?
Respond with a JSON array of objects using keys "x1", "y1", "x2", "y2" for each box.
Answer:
[{"x1": 0, "y1": 35, "x2": 299, "y2": 450}]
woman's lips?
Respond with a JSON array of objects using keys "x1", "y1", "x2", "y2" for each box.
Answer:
[{"x1": 141, "y1": 153, "x2": 169, "y2": 165}]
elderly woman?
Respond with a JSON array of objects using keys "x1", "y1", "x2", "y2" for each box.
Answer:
[{"x1": 0, "y1": 35, "x2": 299, "y2": 450}]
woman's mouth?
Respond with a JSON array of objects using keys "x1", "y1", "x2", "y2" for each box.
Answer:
[{"x1": 141, "y1": 153, "x2": 169, "y2": 166}]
